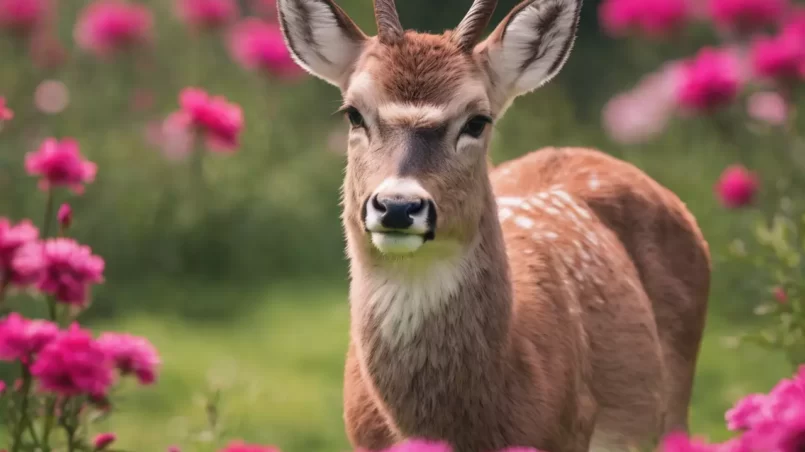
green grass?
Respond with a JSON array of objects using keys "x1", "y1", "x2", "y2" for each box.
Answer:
[{"x1": 69, "y1": 279, "x2": 791, "y2": 452}]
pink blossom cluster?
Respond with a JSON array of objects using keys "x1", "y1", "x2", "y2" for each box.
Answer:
[
  {"x1": 714, "y1": 165, "x2": 759, "y2": 209},
  {"x1": 161, "y1": 87, "x2": 244, "y2": 153},
  {"x1": 0, "y1": 218, "x2": 39, "y2": 285},
  {"x1": 0, "y1": 0, "x2": 48, "y2": 34},
  {"x1": 663, "y1": 366, "x2": 805, "y2": 452},
  {"x1": 0, "y1": 96, "x2": 13, "y2": 121},
  {"x1": 708, "y1": 0, "x2": 789, "y2": 35},
  {"x1": 74, "y1": 0, "x2": 153, "y2": 57},
  {"x1": 675, "y1": 47, "x2": 743, "y2": 112},
  {"x1": 0, "y1": 314, "x2": 159, "y2": 397},
  {"x1": 175, "y1": 0, "x2": 238, "y2": 31},
  {"x1": 25, "y1": 138, "x2": 97, "y2": 194},
  {"x1": 750, "y1": 21, "x2": 805, "y2": 84},
  {"x1": 228, "y1": 18, "x2": 304, "y2": 80},
  {"x1": 600, "y1": 0, "x2": 692, "y2": 38}
]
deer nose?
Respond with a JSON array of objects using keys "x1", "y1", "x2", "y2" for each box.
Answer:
[{"x1": 371, "y1": 195, "x2": 426, "y2": 230}]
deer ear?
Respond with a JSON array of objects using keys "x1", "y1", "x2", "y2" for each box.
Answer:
[
  {"x1": 277, "y1": 0, "x2": 367, "y2": 87},
  {"x1": 477, "y1": 0, "x2": 581, "y2": 102}
]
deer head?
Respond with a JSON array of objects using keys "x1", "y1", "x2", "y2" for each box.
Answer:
[{"x1": 278, "y1": 0, "x2": 582, "y2": 260}]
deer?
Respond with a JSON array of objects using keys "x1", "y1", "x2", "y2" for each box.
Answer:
[{"x1": 276, "y1": 0, "x2": 711, "y2": 451}]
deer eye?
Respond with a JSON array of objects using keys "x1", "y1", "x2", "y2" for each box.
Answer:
[
  {"x1": 344, "y1": 107, "x2": 365, "y2": 128},
  {"x1": 460, "y1": 115, "x2": 492, "y2": 138}
]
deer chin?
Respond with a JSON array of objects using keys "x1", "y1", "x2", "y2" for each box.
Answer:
[{"x1": 370, "y1": 231, "x2": 426, "y2": 255}]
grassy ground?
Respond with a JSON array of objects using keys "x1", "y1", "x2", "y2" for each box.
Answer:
[{"x1": 72, "y1": 279, "x2": 791, "y2": 452}]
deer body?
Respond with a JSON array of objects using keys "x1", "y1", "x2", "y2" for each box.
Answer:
[{"x1": 277, "y1": 1, "x2": 710, "y2": 451}]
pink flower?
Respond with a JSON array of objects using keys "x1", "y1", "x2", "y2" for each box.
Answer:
[
  {"x1": 727, "y1": 393, "x2": 767, "y2": 430},
  {"x1": 218, "y1": 441, "x2": 279, "y2": 452},
  {"x1": 228, "y1": 18, "x2": 305, "y2": 79},
  {"x1": 600, "y1": 0, "x2": 691, "y2": 38},
  {"x1": 603, "y1": 62, "x2": 681, "y2": 144},
  {"x1": 57, "y1": 203, "x2": 72, "y2": 230},
  {"x1": 92, "y1": 433, "x2": 117, "y2": 450},
  {"x1": 0, "y1": 313, "x2": 59, "y2": 361},
  {"x1": 176, "y1": 87, "x2": 243, "y2": 151},
  {"x1": 31, "y1": 324, "x2": 114, "y2": 397},
  {"x1": 750, "y1": 32, "x2": 805, "y2": 82},
  {"x1": 715, "y1": 165, "x2": 758, "y2": 208},
  {"x1": 708, "y1": 0, "x2": 788, "y2": 34},
  {"x1": 167, "y1": 446, "x2": 182, "y2": 452},
  {"x1": 381, "y1": 440, "x2": 453, "y2": 452},
  {"x1": 12, "y1": 238, "x2": 105, "y2": 306},
  {"x1": 0, "y1": 218, "x2": 38, "y2": 285},
  {"x1": 25, "y1": 138, "x2": 97, "y2": 194},
  {"x1": 97, "y1": 332, "x2": 160, "y2": 385},
  {"x1": 747, "y1": 91, "x2": 788, "y2": 126},
  {"x1": 74, "y1": 0, "x2": 153, "y2": 57},
  {"x1": 676, "y1": 47, "x2": 742, "y2": 112},
  {"x1": 773, "y1": 287, "x2": 788, "y2": 303},
  {"x1": 660, "y1": 432, "x2": 717, "y2": 452},
  {"x1": 176, "y1": 0, "x2": 238, "y2": 30},
  {"x1": 0, "y1": 0, "x2": 48, "y2": 34},
  {"x1": 0, "y1": 97, "x2": 12, "y2": 121},
  {"x1": 0, "y1": 380, "x2": 5, "y2": 394}
]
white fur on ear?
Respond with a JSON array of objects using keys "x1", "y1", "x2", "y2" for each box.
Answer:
[
  {"x1": 481, "y1": 0, "x2": 581, "y2": 100},
  {"x1": 277, "y1": 0, "x2": 367, "y2": 87}
]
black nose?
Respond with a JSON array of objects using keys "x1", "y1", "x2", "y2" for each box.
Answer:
[{"x1": 372, "y1": 195, "x2": 426, "y2": 230}]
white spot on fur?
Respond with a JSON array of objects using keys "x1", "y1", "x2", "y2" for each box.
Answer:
[
  {"x1": 589, "y1": 173, "x2": 601, "y2": 190},
  {"x1": 514, "y1": 216, "x2": 535, "y2": 229},
  {"x1": 498, "y1": 207, "x2": 514, "y2": 222},
  {"x1": 545, "y1": 207, "x2": 560, "y2": 215},
  {"x1": 545, "y1": 231, "x2": 559, "y2": 240},
  {"x1": 496, "y1": 197, "x2": 524, "y2": 207}
]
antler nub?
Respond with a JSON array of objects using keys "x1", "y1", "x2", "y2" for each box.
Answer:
[
  {"x1": 374, "y1": 0, "x2": 404, "y2": 44},
  {"x1": 452, "y1": 0, "x2": 498, "y2": 53}
]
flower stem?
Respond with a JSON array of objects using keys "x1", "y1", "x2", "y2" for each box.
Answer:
[
  {"x1": 11, "y1": 364, "x2": 32, "y2": 452},
  {"x1": 42, "y1": 397, "x2": 57, "y2": 451},
  {"x1": 42, "y1": 188, "x2": 54, "y2": 239}
]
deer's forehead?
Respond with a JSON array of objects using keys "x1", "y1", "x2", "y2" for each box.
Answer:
[{"x1": 345, "y1": 33, "x2": 489, "y2": 116}]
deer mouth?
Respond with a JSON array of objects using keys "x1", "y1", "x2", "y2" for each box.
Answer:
[{"x1": 368, "y1": 230, "x2": 429, "y2": 255}]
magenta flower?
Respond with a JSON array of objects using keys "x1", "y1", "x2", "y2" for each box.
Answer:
[
  {"x1": 12, "y1": 238, "x2": 105, "y2": 306},
  {"x1": 381, "y1": 440, "x2": 453, "y2": 452},
  {"x1": 175, "y1": 87, "x2": 244, "y2": 151},
  {"x1": 31, "y1": 324, "x2": 114, "y2": 397},
  {"x1": 176, "y1": 0, "x2": 238, "y2": 30},
  {"x1": 603, "y1": 62, "x2": 681, "y2": 144},
  {"x1": 25, "y1": 138, "x2": 97, "y2": 194},
  {"x1": 708, "y1": 0, "x2": 788, "y2": 35},
  {"x1": 773, "y1": 286, "x2": 788, "y2": 303},
  {"x1": 0, "y1": 218, "x2": 38, "y2": 285},
  {"x1": 747, "y1": 91, "x2": 788, "y2": 126},
  {"x1": 751, "y1": 32, "x2": 805, "y2": 82},
  {"x1": 676, "y1": 47, "x2": 742, "y2": 113},
  {"x1": 0, "y1": 97, "x2": 12, "y2": 121},
  {"x1": 715, "y1": 165, "x2": 758, "y2": 209},
  {"x1": 228, "y1": 18, "x2": 305, "y2": 79},
  {"x1": 660, "y1": 432, "x2": 718, "y2": 452},
  {"x1": 726, "y1": 393, "x2": 766, "y2": 430},
  {"x1": 0, "y1": 0, "x2": 48, "y2": 34},
  {"x1": 600, "y1": 0, "x2": 691, "y2": 38},
  {"x1": 57, "y1": 203, "x2": 72, "y2": 230},
  {"x1": 92, "y1": 432, "x2": 117, "y2": 450},
  {"x1": 0, "y1": 313, "x2": 59, "y2": 362},
  {"x1": 74, "y1": 0, "x2": 153, "y2": 58},
  {"x1": 97, "y1": 332, "x2": 160, "y2": 385},
  {"x1": 0, "y1": 380, "x2": 5, "y2": 394},
  {"x1": 218, "y1": 441, "x2": 279, "y2": 452}
]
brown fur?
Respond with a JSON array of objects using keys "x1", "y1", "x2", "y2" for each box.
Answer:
[{"x1": 340, "y1": 36, "x2": 709, "y2": 452}]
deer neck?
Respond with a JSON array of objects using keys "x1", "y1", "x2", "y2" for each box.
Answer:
[{"x1": 347, "y1": 186, "x2": 515, "y2": 436}]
